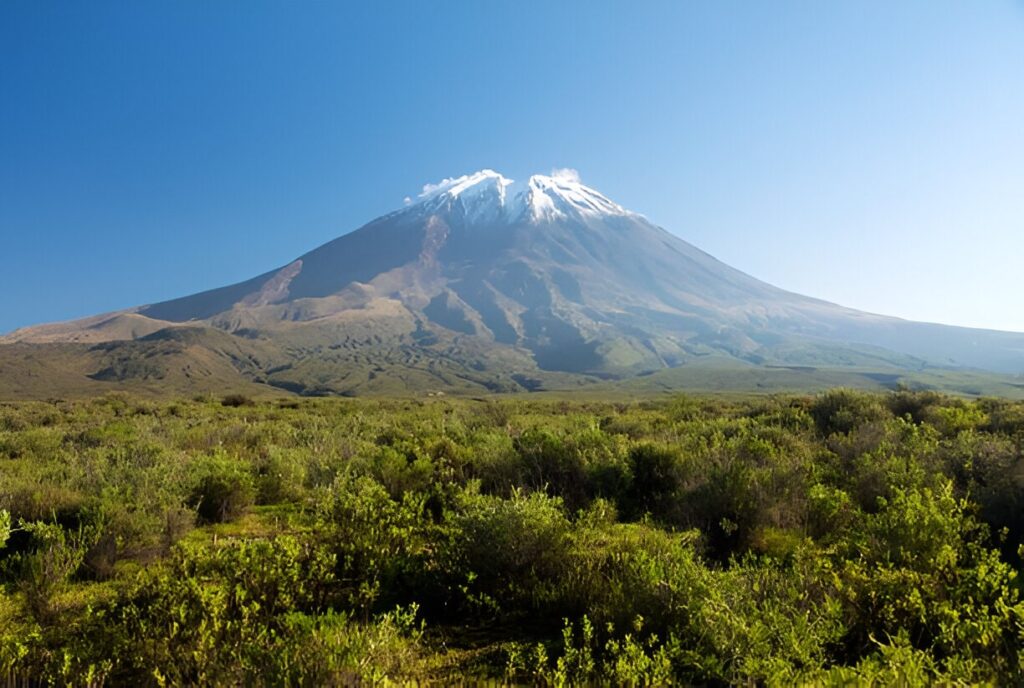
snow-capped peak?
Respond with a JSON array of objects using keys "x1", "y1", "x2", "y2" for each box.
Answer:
[
  {"x1": 418, "y1": 169, "x2": 514, "y2": 202},
  {"x1": 413, "y1": 169, "x2": 631, "y2": 224},
  {"x1": 522, "y1": 173, "x2": 627, "y2": 221}
]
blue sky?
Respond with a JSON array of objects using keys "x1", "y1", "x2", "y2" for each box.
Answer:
[{"x1": 2, "y1": 1, "x2": 1023, "y2": 333}]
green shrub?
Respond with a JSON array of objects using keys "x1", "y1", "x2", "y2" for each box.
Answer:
[
  {"x1": 266, "y1": 606, "x2": 426, "y2": 685},
  {"x1": 514, "y1": 429, "x2": 589, "y2": 511},
  {"x1": 84, "y1": 537, "x2": 342, "y2": 684},
  {"x1": 563, "y1": 521, "x2": 706, "y2": 633},
  {"x1": 448, "y1": 487, "x2": 572, "y2": 616},
  {"x1": 253, "y1": 447, "x2": 307, "y2": 504},
  {"x1": 838, "y1": 481, "x2": 1024, "y2": 676},
  {"x1": 0, "y1": 510, "x2": 9, "y2": 549},
  {"x1": 622, "y1": 443, "x2": 683, "y2": 520},
  {"x1": 314, "y1": 474, "x2": 434, "y2": 614},
  {"x1": 9, "y1": 520, "x2": 98, "y2": 623},
  {"x1": 189, "y1": 453, "x2": 256, "y2": 524},
  {"x1": 810, "y1": 389, "x2": 889, "y2": 436},
  {"x1": 885, "y1": 389, "x2": 944, "y2": 424}
]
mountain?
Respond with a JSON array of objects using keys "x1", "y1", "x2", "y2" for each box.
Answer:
[{"x1": 3, "y1": 169, "x2": 1024, "y2": 399}]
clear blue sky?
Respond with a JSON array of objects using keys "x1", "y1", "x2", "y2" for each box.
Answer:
[{"x1": 2, "y1": 1, "x2": 1023, "y2": 333}]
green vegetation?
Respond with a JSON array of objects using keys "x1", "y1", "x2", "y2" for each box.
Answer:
[
  {"x1": 0, "y1": 390, "x2": 1023, "y2": 684},
  {"x1": 5, "y1": 332, "x2": 1024, "y2": 402}
]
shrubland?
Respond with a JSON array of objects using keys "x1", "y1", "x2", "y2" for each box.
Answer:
[{"x1": 0, "y1": 389, "x2": 1022, "y2": 684}]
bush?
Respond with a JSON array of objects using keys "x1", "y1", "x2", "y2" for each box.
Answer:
[
  {"x1": 562, "y1": 521, "x2": 706, "y2": 633},
  {"x1": 448, "y1": 487, "x2": 572, "y2": 616},
  {"x1": 314, "y1": 474, "x2": 434, "y2": 614},
  {"x1": 513, "y1": 429, "x2": 589, "y2": 511},
  {"x1": 189, "y1": 453, "x2": 256, "y2": 524},
  {"x1": 253, "y1": 447, "x2": 307, "y2": 504},
  {"x1": 810, "y1": 389, "x2": 889, "y2": 436},
  {"x1": 622, "y1": 443, "x2": 683, "y2": 521},
  {"x1": 9, "y1": 521, "x2": 98, "y2": 623},
  {"x1": 838, "y1": 481, "x2": 1024, "y2": 675},
  {"x1": 268, "y1": 606, "x2": 426, "y2": 685},
  {"x1": 0, "y1": 510, "x2": 9, "y2": 549}
]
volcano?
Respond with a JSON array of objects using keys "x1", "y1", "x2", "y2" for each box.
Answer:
[{"x1": 3, "y1": 169, "x2": 1023, "y2": 398}]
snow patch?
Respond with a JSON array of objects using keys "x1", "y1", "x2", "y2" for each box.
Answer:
[
  {"x1": 418, "y1": 169, "x2": 513, "y2": 200},
  {"x1": 412, "y1": 169, "x2": 631, "y2": 225}
]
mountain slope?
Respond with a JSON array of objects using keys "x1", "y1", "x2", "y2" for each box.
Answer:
[{"x1": 3, "y1": 169, "x2": 1023, "y2": 398}]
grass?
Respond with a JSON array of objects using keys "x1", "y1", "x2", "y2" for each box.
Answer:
[{"x1": 4, "y1": 335, "x2": 1023, "y2": 402}]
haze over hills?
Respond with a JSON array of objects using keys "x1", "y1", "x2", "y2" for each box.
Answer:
[{"x1": 3, "y1": 169, "x2": 1023, "y2": 399}]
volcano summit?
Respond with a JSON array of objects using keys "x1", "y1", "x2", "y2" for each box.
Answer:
[{"x1": 3, "y1": 170, "x2": 1023, "y2": 398}]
